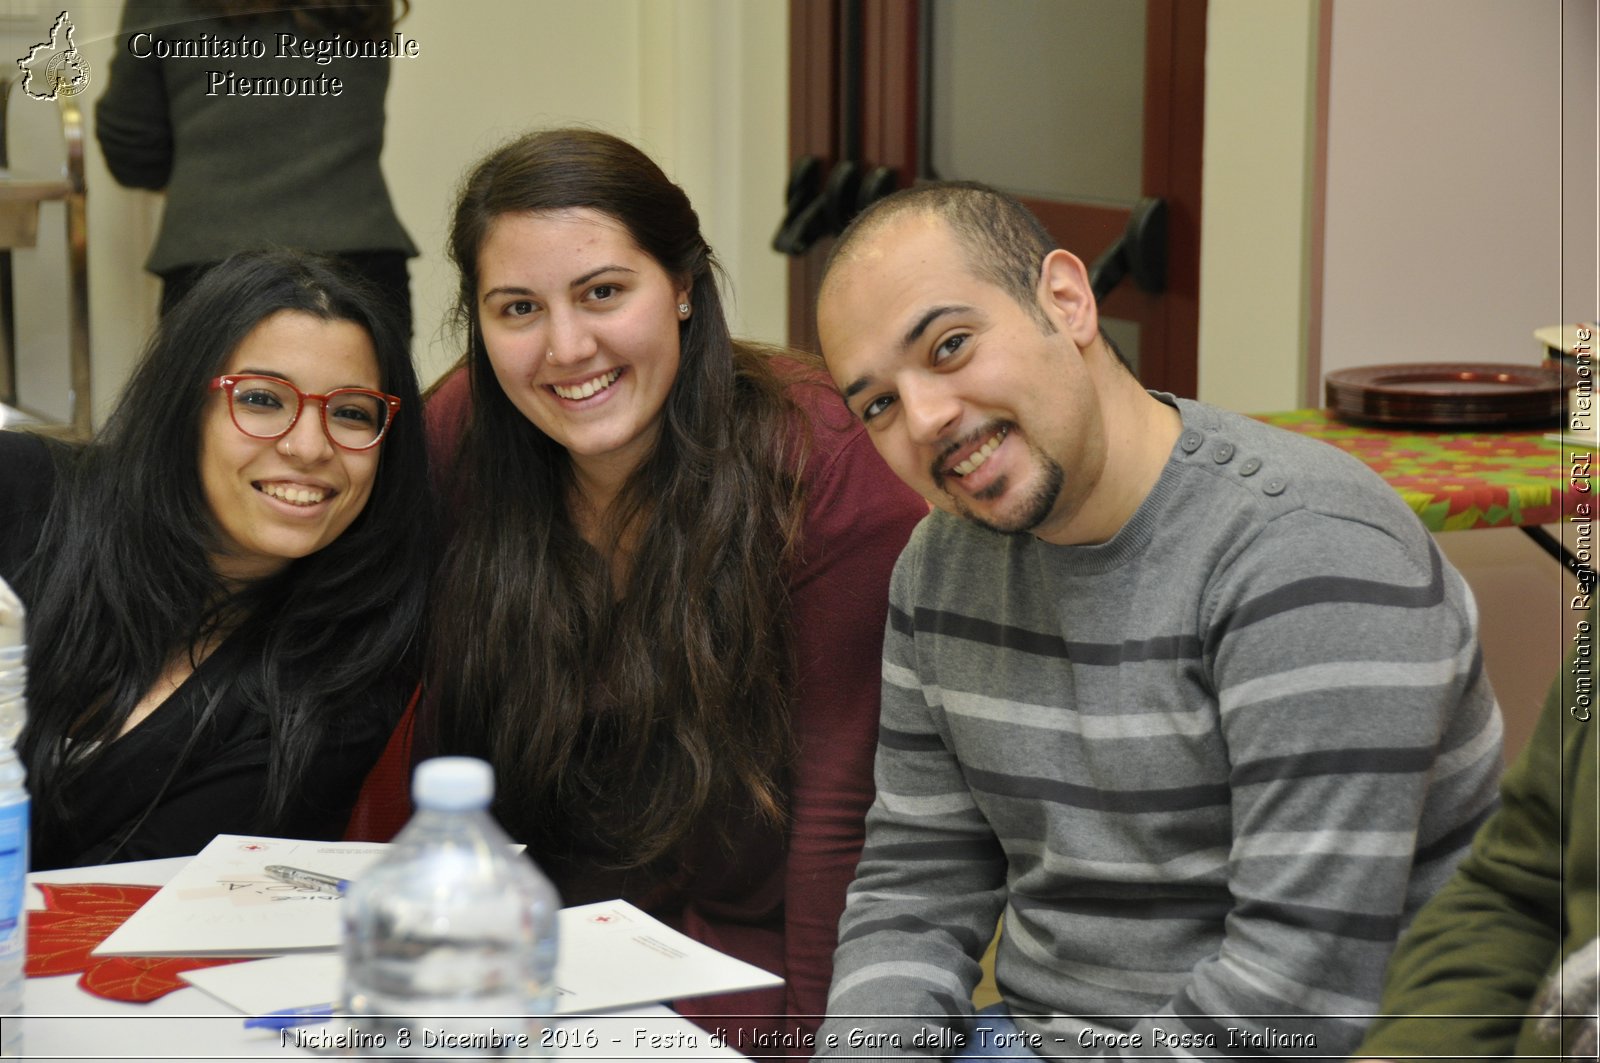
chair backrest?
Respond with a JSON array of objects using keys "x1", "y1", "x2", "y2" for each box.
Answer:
[{"x1": 341, "y1": 688, "x2": 418, "y2": 842}]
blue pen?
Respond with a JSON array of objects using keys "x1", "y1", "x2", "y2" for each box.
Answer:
[
  {"x1": 264, "y1": 864, "x2": 350, "y2": 895},
  {"x1": 243, "y1": 1002, "x2": 336, "y2": 1030}
]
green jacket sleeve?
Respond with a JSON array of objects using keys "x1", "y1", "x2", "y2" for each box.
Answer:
[{"x1": 1355, "y1": 654, "x2": 1580, "y2": 1059}]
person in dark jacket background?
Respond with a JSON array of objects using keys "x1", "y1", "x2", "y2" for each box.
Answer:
[{"x1": 95, "y1": 0, "x2": 417, "y2": 341}]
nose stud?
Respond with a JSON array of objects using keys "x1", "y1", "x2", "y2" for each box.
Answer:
[{"x1": 547, "y1": 350, "x2": 555, "y2": 361}]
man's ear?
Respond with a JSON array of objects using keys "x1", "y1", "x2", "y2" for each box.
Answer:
[{"x1": 1039, "y1": 249, "x2": 1099, "y2": 348}]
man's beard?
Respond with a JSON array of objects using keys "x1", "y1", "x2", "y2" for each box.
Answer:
[{"x1": 936, "y1": 429, "x2": 1066, "y2": 536}]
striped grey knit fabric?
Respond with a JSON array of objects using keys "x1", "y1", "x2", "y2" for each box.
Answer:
[{"x1": 816, "y1": 397, "x2": 1503, "y2": 1060}]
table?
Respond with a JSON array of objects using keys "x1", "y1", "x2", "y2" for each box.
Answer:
[
  {"x1": 20, "y1": 860, "x2": 748, "y2": 1062},
  {"x1": 1257, "y1": 409, "x2": 1590, "y2": 577}
]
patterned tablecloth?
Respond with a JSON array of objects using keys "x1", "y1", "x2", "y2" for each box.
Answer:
[{"x1": 1256, "y1": 409, "x2": 1577, "y2": 532}]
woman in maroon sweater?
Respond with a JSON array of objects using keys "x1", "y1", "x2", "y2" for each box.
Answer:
[{"x1": 419, "y1": 129, "x2": 926, "y2": 1053}]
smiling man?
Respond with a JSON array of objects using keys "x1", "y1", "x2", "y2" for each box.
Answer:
[{"x1": 811, "y1": 183, "x2": 1505, "y2": 1060}]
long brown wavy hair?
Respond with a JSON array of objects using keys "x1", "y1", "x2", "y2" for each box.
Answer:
[{"x1": 424, "y1": 129, "x2": 808, "y2": 872}]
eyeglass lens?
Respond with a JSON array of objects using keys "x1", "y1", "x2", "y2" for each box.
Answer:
[{"x1": 229, "y1": 377, "x2": 389, "y2": 447}]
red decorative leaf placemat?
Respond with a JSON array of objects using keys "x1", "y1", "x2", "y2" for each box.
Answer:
[{"x1": 25, "y1": 883, "x2": 245, "y2": 1002}]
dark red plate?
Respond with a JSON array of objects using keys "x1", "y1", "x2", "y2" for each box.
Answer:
[{"x1": 1324, "y1": 362, "x2": 1565, "y2": 427}]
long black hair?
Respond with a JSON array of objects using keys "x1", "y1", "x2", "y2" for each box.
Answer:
[
  {"x1": 425, "y1": 128, "x2": 807, "y2": 870},
  {"x1": 16, "y1": 250, "x2": 431, "y2": 853}
]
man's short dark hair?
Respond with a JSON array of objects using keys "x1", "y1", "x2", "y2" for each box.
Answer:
[
  {"x1": 823, "y1": 180, "x2": 1134, "y2": 370},
  {"x1": 825, "y1": 181, "x2": 1057, "y2": 329}
]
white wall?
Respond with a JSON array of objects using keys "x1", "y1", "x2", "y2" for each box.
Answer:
[
  {"x1": 1198, "y1": 0, "x2": 1598, "y2": 405},
  {"x1": 1196, "y1": 0, "x2": 1318, "y2": 415},
  {"x1": 1319, "y1": 0, "x2": 1590, "y2": 375},
  {"x1": 1561, "y1": 1, "x2": 1597, "y2": 322}
]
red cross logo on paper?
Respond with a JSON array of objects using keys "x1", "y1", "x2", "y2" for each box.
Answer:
[
  {"x1": 238, "y1": 843, "x2": 267, "y2": 852},
  {"x1": 590, "y1": 914, "x2": 616, "y2": 924}
]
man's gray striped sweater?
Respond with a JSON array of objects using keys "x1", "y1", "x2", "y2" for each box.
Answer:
[{"x1": 817, "y1": 397, "x2": 1503, "y2": 1060}]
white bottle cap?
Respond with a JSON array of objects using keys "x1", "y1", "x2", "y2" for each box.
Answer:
[{"x1": 413, "y1": 756, "x2": 494, "y2": 811}]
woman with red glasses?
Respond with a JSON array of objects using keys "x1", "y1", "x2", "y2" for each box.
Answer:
[
  {"x1": 0, "y1": 250, "x2": 431, "y2": 869},
  {"x1": 417, "y1": 129, "x2": 927, "y2": 1052}
]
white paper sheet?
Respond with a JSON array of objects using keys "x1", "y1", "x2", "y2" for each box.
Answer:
[
  {"x1": 93, "y1": 834, "x2": 392, "y2": 956},
  {"x1": 179, "y1": 899, "x2": 781, "y2": 1016}
]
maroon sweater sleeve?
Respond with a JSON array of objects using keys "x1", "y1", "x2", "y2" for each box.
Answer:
[
  {"x1": 776, "y1": 379, "x2": 928, "y2": 1042},
  {"x1": 423, "y1": 365, "x2": 471, "y2": 499}
]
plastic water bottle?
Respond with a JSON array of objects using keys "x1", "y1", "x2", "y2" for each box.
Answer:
[
  {"x1": 0, "y1": 578, "x2": 29, "y2": 1059},
  {"x1": 340, "y1": 756, "x2": 560, "y2": 1057}
]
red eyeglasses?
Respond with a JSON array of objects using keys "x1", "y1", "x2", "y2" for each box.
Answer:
[{"x1": 210, "y1": 375, "x2": 401, "y2": 451}]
